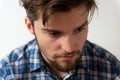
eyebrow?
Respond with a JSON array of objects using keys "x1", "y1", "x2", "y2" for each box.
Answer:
[
  {"x1": 41, "y1": 28, "x2": 62, "y2": 33},
  {"x1": 41, "y1": 20, "x2": 88, "y2": 33},
  {"x1": 78, "y1": 21, "x2": 88, "y2": 28}
]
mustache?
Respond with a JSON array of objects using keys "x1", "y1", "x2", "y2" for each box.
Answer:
[{"x1": 53, "y1": 50, "x2": 81, "y2": 58}]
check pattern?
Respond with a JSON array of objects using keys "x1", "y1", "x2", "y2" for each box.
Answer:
[{"x1": 0, "y1": 39, "x2": 120, "y2": 80}]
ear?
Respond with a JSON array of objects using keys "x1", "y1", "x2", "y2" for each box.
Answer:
[{"x1": 25, "y1": 17, "x2": 35, "y2": 35}]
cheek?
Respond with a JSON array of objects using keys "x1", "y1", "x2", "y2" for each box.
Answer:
[
  {"x1": 80, "y1": 27, "x2": 88, "y2": 40},
  {"x1": 76, "y1": 28, "x2": 88, "y2": 48},
  {"x1": 37, "y1": 34, "x2": 59, "y2": 54},
  {"x1": 36, "y1": 37, "x2": 58, "y2": 60},
  {"x1": 35, "y1": 29, "x2": 60, "y2": 55}
]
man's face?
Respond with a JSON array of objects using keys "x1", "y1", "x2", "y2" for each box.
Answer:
[{"x1": 26, "y1": 6, "x2": 88, "y2": 72}]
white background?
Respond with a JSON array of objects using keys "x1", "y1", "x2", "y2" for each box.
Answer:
[{"x1": 0, "y1": 0, "x2": 120, "y2": 60}]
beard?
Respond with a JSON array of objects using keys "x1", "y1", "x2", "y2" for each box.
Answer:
[
  {"x1": 40, "y1": 46, "x2": 82, "y2": 72},
  {"x1": 35, "y1": 36, "x2": 82, "y2": 72},
  {"x1": 48, "y1": 51, "x2": 81, "y2": 72}
]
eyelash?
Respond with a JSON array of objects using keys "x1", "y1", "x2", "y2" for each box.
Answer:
[
  {"x1": 49, "y1": 28, "x2": 85, "y2": 38},
  {"x1": 74, "y1": 22, "x2": 88, "y2": 33},
  {"x1": 74, "y1": 27, "x2": 85, "y2": 33},
  {"x1": 47, "y1": 23, "x2": 87, "y2": 38},
  {"x1": 49, "y1": 32, "x2": 62, "y2": 38}
]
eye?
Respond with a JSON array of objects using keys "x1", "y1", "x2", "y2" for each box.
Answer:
[
  {"x1": 49, "y1": 31, "x2": 62, "y2": 38},
  {"x1": 74, "y1": 21, "x2": 88, "y2": 33},
  {"x1": 74, "y1": 27, "x2": 85, "y2": 33}
]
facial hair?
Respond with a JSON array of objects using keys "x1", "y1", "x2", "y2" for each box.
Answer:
[
  {"x1": 35, "y1": 36, "x2": 82, "y2": 72},
  {"x1": 48, "y1": 50, "x2": 82, "y2": 72},
  {"x1": 40, "y1": 46, "x2": 82, "y2": 72}
]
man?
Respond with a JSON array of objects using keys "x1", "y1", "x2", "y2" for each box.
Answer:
[{"x1": 0, "y1": 0, "x2": 120, "y2": 80}]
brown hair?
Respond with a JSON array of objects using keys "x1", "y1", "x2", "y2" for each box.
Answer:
[{"x1": 19, "y1": 0, "x2": 97, "y2": 26}]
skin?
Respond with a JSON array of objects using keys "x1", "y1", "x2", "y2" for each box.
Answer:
[{"x1": 25, "y1": 5, "x2": 89, "y2": 78}]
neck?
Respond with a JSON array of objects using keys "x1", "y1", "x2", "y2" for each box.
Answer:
[
  {"x1": 46, "y1": 63, "x2": 66, "y2": 78},
  {"x1": 45, "y1": 63, "x2": 75, "y2": 79}
]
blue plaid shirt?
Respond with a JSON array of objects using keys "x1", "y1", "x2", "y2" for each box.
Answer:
[{"x1": 0, "y1": 39, "x2": 120, "y2": 80}]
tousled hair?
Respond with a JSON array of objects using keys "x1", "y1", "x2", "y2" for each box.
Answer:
[{"x1": 19, "y1": 0, "x2": 97, "y2": 26}]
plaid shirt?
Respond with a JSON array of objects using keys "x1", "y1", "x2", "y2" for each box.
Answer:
[{"x1": 0, "y1": 39, "x2": 120, "y2": 80}]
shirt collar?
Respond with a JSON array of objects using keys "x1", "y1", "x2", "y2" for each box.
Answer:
[
  {"x1": 27, "y1": 39, "x2": 46, "y2": 72},
  {"x1": 77, "y1": 40, "x2": 94, "y2": 70}
]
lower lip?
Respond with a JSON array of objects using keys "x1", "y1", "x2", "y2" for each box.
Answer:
[{"x1": 60, "y1": 56, "x2": 74, "y2": 60}]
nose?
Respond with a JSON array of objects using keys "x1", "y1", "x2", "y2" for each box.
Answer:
[{"x1": 60, "y1": 35, "x2": 75, "y2": 53}]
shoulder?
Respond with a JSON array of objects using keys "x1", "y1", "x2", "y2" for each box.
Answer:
[
  {"x1": 0, "y1": 39, "x2": 36, "y2": 68},
  {"x1": 0, "y1": 39, "x2": 37, "y2": 78},
  {"x1": 85, "y1": 40, "x2": 120, "y2": 75}
]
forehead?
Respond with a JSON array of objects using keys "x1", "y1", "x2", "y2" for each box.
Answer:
[
  {"x1": 45, "y1": 6, "x2": 88, "y2": 27},
  {"x1": 34, "y1": 5, "x2": 88, "y2": 32}
]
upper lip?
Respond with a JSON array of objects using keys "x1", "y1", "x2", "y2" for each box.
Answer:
[{"x1": 60, "y1": 55, "x2": 74, "y2": 58}]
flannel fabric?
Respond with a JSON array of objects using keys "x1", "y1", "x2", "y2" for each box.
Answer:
[{"x1": 0, "y1": 39, "x2": 120, "y2": 80}]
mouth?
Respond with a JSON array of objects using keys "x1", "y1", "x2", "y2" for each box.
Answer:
[{"x1": 59, "y1": 55, "x2": 74, "y2": 60}]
